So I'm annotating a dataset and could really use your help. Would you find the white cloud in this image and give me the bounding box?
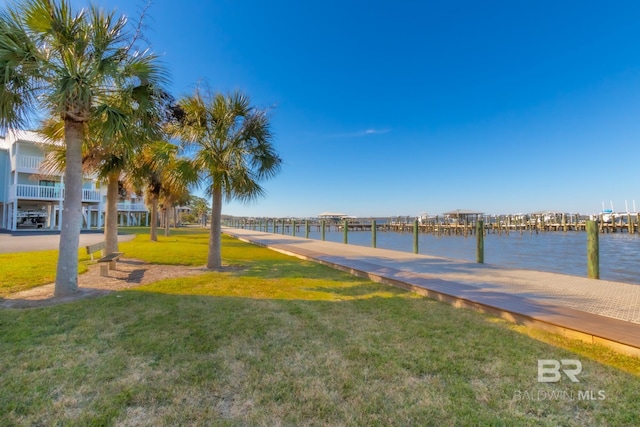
[325,128,391,138]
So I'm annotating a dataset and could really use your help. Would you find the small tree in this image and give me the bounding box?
[188,195,210,227]
[131,140,196,241]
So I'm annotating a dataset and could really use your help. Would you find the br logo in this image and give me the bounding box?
[537,359,582,383]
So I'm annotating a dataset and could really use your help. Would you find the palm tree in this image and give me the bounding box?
[162,184,191,231]
[130,140,196,241]
[171,89,282,269]
[0,0,166,296]
[188,195,210,227]
[39,122,129,256]
[39,91,164,255]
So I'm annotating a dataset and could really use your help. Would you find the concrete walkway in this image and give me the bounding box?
[224,227,640,356]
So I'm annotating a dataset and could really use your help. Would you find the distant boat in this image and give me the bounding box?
[601,209,615,223]
[599,200,638,223]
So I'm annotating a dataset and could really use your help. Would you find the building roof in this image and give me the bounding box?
[317,212,349,218]
[442,209,484,217]
[0,129,61,149]
[8,129,53,145]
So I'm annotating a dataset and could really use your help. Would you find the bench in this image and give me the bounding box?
[86,241,124,277]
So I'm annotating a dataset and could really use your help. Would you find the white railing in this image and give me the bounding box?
[117,203,148,211]
[12,185,101,202]
[82,189,101,202]
[14,184,62,200]
[16,155,45,172]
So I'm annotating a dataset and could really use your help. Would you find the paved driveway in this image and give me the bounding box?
[0,232,136,254]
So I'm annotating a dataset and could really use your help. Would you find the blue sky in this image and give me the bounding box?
[76,1,640,217]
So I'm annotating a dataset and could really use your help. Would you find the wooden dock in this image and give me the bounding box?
[225,214,640,236]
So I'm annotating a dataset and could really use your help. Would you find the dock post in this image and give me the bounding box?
[281,219,285,235]
[587,220,599,279]
[343,219,348,244]
[321,221,326,241]
[413,219,419,253]
[372,219,377,248]
[292,219,296,236]
[476,220,484,263]
[305,220,309,238]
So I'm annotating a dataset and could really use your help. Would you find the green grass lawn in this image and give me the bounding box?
[1,229,639,425]
[0,250,90,297]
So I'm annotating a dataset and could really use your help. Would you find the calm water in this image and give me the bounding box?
[285,228,640,285]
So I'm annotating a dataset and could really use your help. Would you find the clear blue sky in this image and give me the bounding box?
[79,1,640,217]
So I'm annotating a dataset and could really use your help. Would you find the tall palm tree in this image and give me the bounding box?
[171,89,282,269]
[0,0,166,296]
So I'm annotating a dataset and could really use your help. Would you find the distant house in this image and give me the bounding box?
[442,209,484,223]
[317,212,349,222]
[0,129,149,231]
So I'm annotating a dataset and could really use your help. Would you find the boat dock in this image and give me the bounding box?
[224,227,640,357]
[226,214,640,236]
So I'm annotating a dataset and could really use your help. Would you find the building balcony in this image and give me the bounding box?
[14,184,62,200]
[11,185,101,202]
[117,202,148,212]
[82,189,101,202]
[15,155,45,173]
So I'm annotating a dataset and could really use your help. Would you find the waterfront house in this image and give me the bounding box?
[0,129,149,231]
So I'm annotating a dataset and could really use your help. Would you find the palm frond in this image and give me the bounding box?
[172,89,281,206]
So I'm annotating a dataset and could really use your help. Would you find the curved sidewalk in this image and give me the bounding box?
[224,227,640,357]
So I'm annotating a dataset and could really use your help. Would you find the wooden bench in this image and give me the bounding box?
[86,241,124,277]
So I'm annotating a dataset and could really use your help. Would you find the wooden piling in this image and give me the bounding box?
[413,219,419,254]
[476,220,484,263]
[372,219,377,248]
[343,219,348,244]
[587,220,599,279]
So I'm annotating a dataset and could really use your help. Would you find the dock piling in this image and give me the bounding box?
[476,220,484,263]
[587,220,599,279]
[372,219,377,248]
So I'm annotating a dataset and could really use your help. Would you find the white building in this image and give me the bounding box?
[0,129,149,231]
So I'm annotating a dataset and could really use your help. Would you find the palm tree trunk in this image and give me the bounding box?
[55,120,84,296]
[207,187,223,269]
[104,172,119,253]
[150,194,158,241]
[174,207,178,228]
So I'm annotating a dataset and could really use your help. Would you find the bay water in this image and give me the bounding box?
[295,228,640,285]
